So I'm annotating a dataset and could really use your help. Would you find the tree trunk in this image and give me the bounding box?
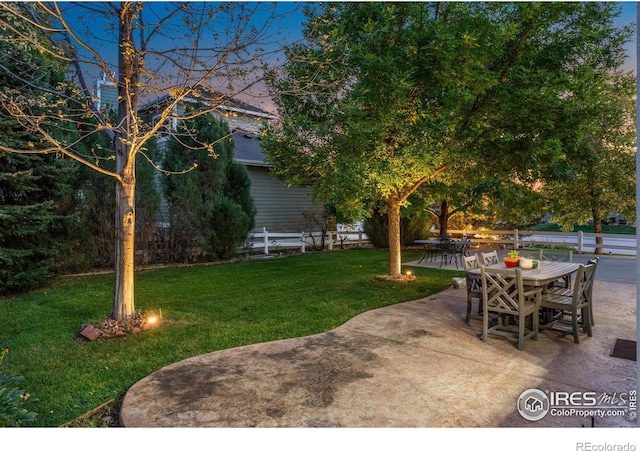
[439,200,448,235]
[592,208,603,255]
[111,3,139,320]
[387,199,402,278]
[112,176,136,319]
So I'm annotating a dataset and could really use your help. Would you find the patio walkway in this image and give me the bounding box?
[120,273,636,427]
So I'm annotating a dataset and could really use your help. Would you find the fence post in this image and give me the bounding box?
[358,230,362,247]
[328,231,333,251]
[301,232,306,253]
[577,231,583,254]
[514,229,519,250]
[263,227,269,255]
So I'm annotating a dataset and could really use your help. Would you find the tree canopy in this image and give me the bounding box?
[0,5,83,293]
[262,2,633,277]
[541,69,636,244]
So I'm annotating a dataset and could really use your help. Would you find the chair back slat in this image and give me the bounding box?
[481,267,524,312]
[462,254,480,272]
[539,260,597,343]
[538,249,573,262]
[585,257,599,326]
[573,262,596,306]
[481,250,499,266]
[462,254,481,293]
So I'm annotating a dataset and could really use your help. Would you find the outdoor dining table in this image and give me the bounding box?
[468,261,581,289]
[414,239,477,263]
[469,260,583,327]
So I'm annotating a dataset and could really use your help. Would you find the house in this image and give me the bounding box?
[92,73,118,112]
[232,129,320,232]
[135,89,321,233]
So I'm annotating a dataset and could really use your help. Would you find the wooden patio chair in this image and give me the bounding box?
[462,254,482,323]
[538,249,573,288]
[539,262,596,344]
[480,267,542,351]
[586,257,599,325]
[481,250,499,266]
[546,257,599,327]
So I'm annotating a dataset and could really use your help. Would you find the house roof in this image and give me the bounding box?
[139,88,278,120]
[232,129,269,167]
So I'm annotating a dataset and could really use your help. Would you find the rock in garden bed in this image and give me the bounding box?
[77,313,160,342]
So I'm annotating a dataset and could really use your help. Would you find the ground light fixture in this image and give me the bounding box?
[144,309,163,329]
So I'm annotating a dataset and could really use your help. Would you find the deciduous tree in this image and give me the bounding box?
[541,70,636,253]
[0,2,288,319]
[262,2,632,278]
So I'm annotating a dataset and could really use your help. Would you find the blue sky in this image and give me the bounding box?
[613,1,636,71]
[64,0,637,113]
[65,2,637,76]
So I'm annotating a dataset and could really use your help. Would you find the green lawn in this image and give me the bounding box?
[0,248,454,427]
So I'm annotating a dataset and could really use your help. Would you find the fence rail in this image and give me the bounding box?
[245,227,368,255]
[244,227,636,256]
[440,229,637,256]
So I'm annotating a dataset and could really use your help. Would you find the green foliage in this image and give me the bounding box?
[0,19,87,291]
[363,207,432,248]
[265,2,631,216]
[200,195,252,259]
[162,113,255,262]
[0,348,38,427]
[71,120,162,268]
[134,139,163,262]
[262,2,632,271]
[541,70,636,231]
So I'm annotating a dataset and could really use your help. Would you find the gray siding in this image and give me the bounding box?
[248,166,319,232]
[137,92,319,233]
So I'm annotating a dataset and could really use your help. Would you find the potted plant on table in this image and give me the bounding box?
[503,250,520,268]
[519,254,534,269]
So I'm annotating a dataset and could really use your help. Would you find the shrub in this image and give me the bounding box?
[200,195,252,260]
[0,348,38,427]
[363,209,432,248]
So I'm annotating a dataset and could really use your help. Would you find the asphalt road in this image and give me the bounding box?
[570,254,637,285]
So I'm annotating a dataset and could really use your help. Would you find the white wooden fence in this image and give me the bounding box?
[243,227,636,256]
[245,227,368,255]
[440,229,637,256]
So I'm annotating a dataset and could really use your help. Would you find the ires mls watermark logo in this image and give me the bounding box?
[517,388,637,422]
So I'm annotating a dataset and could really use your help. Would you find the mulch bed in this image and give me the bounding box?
[76,313,161,342]
[375,274,417,283]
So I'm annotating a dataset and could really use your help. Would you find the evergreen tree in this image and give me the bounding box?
[162,113,255,261]
[0,11,83,292]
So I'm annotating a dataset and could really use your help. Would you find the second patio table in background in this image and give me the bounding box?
[414,239,476,264]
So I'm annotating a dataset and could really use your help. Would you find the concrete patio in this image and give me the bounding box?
[120,254,636,428]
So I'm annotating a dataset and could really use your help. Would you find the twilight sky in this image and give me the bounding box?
[65,1,636,113]
[614,1,636,71]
